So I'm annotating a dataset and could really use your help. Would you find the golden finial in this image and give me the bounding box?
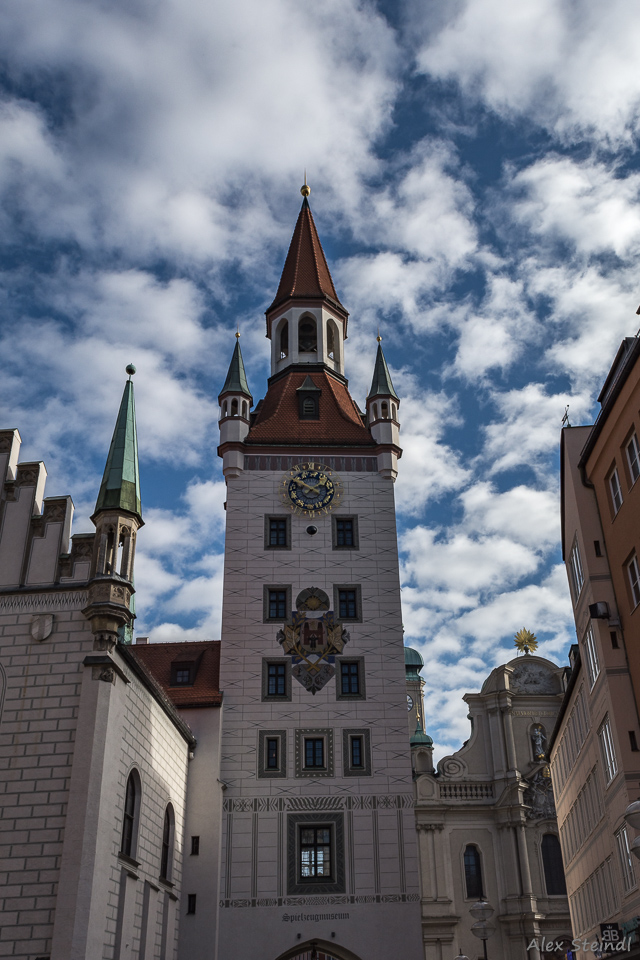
[376,327,382,343]
[301,170,310,198]
[514,628,538,654]
[235,324,240,339]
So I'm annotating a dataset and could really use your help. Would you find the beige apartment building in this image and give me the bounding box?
[551,335,640,955]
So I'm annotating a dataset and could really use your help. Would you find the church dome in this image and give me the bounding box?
[404,646,424,677]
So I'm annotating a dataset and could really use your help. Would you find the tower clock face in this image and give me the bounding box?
[407,695,414,711]
[281,462,341,517]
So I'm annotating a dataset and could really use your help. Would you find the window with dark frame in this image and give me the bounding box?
[268,663,286,696]
[266,737,279,769]
[350,736,363,768]
[121,772,137,858]
[341,661,360,695]
[160,805,174,881]
[304,738,325,768]
[336,518,354,547]
[299,825,332,881]
[187,894,197,915]
[338,588,357,620]
[268,589,287,620]
[171,662,195,686]
[268,517,288,547]
[463,845,483,899]
[191,836,200,856]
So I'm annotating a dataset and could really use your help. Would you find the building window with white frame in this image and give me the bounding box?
[569,540,584,601]
[598,715,618,785]
[627,433,640,485]
[628,555,640,608]
[583,626,600,690]
[615,824,637,893]
[610,467,623,515]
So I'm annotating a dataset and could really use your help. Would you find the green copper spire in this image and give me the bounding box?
[219,335,253,402]
[368,341,399,401]
[94,366,142,521]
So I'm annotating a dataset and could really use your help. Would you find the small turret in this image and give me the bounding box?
[218,334,253,479]
[83,365,143,650]
[366,339,401,479]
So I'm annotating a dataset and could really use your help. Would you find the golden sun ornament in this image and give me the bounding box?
[514,628,538,653]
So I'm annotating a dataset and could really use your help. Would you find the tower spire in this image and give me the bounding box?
[94,364,142,522]
[266,192,347,323]
[368,341,399,401]
[219,337,253,403]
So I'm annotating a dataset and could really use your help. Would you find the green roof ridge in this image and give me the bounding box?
[94,378,142,520]
[368,343,399,401]
[220,339,252,401]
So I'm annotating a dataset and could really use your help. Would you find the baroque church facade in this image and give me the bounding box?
[0,188,572,960]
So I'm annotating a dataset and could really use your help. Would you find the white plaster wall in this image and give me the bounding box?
[217,469,422,960]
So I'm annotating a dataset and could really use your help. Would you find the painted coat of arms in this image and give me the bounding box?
[276,608,350,694]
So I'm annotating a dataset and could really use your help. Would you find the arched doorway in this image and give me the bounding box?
[274,939,363,960]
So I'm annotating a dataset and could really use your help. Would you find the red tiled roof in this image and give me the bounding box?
[245,368,375,447]
[130,641,222,708]
[266,198,347,319]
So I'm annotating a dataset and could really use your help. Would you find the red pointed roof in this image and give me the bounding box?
[245,368,374,447]
[266,198,347,322]
[131,641,222,708]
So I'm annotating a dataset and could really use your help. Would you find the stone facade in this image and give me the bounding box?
[414,655,572,960]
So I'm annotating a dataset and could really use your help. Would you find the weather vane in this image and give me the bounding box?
[514,628,538,654]
[562,405,571,428]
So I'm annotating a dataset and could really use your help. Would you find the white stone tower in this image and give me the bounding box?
[216,187,422,960]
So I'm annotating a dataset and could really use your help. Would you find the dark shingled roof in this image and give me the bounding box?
[245,368,375,447]
[266,198,347,320]
[131,640,222,708]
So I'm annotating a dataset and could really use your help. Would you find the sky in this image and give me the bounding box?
[2,0,640,760]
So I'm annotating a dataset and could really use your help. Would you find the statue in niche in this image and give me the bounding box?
[532,724,547,760]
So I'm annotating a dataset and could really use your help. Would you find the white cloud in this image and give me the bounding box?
[418,0,640,143]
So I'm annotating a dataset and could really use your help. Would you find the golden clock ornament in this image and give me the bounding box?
[281,461,342,517]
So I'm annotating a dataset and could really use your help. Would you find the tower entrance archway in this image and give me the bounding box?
[274,939,364,960]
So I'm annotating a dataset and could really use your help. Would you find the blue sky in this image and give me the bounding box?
[2,0,640,758]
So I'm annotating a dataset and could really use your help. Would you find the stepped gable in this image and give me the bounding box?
[131,640,222,708]
[266,197,347,324]
[245,368,375,447]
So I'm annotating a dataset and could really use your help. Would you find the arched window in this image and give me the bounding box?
[280,320,289,359]
[242,400,248,418]
[541,834,567,895]
[373,403,378,421]
[327,322,335,359]
[298,317,317,353]
[231,398,238,416]
[464,845,483,899]
[160,804,175,881]
[302,397,317,417]
[121,771,140,859]
[391,403,397,420]
[222,401,228,417]
[381,401,389,418]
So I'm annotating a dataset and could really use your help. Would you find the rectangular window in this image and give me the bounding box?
[257,730,287,778]
[268,663,286,696]
[304,738,325,768]
[598,716,618,785]
[628,556,640,608]
[350,736,363,768]
[627,433,640,485]
[610,467,623,514]
[630,731,639,751]
[171,661,195,686]
[299,825,332,881]
[191,836,200,856]
[594,540,602,557]
[341,661,360,695]
[264,585,291,622]
[615,825,636,893]
[610,630,619,649]
[334,585,362,621]
[266,737,279,769]
[265,515,290,549]
[187,894,196,915]
[583,626,600,690]
[569,541,584,601]
[332,516,358,549]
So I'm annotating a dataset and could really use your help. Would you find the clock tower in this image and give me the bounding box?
[216,187,422,960]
